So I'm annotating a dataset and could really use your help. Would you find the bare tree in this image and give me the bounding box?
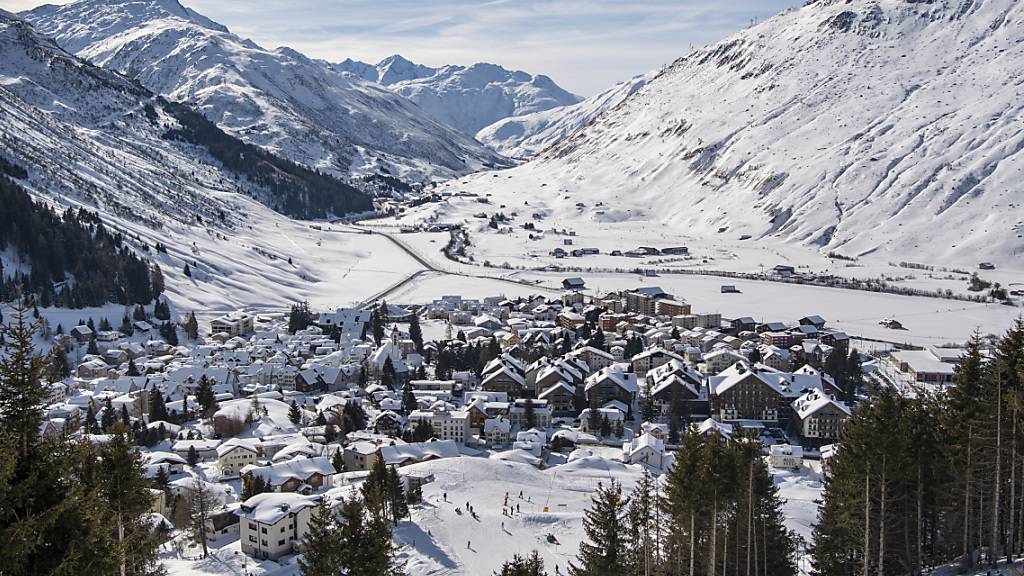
[188,478,215,558]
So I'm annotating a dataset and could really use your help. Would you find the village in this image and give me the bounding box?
[30,278,971,574]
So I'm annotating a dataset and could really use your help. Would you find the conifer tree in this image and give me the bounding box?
[300,501,345,576]
[386,465,408,525]
[570,480,628,576]
[402,381,417,414]
[99,424,163,576]
[496,551,548,576]
[289,401,302,426]
[409,311,424,354]
[0,306,47,458]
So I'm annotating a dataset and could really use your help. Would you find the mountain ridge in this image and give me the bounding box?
[429,0,1024,264]
[23,0,508,181]
[335,54,582,136]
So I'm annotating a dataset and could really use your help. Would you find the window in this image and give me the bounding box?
[261,527,267,534]
[249,522,256,530]
[261,540,267,546]
[249,535,256,543]
[278,539,286,546]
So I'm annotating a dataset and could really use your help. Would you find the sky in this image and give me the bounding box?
[2,0,800,95]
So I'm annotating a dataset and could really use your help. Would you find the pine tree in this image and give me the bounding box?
[300,501,345,576]
[386,465,408,525]
[402,381,417,414]
[102,397,116,431]
[289,401,302,426]
[409,311,424,354]
[332,450,345,473]
[127,357,141,376]
[0,307,48,458]
[99,424,163,576]
[524,398,537,429]
[183,263,192,277]
[149,392,168,423]
[87,335,100,355]
[184,312,199,340]
[187,445,199,467]
[571,480,628,576]
[496,551,548,576]
[196,375,217,417]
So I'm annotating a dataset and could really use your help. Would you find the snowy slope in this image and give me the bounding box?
[336,55,582,136]
[424,0,1024,265]
[0,10,424,313]
[476,73,651,159]
[23,0,508,181]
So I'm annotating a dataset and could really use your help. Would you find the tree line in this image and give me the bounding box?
[0,175,162,308]
[813,321,1024,574]
[563,428,797,576]
[0,306,162,575]
[160,100,373,220]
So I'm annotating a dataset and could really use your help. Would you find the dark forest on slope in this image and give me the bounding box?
[0,172,160,308]
[160,100,373,220]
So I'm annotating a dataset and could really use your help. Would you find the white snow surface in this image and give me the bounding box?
[477,73,651,159]
[422,0,1024,263]
[22,0,508,181]
[336,54,582,137]
[0,11,426,313]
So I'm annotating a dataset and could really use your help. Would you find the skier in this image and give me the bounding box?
[467,540,471,550]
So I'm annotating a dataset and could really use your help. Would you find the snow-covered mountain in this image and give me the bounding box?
[476,73,651,159]
[336,55,582,136]
[432,0,1024,264]
[23,0,508,181]
[0,9,417,312]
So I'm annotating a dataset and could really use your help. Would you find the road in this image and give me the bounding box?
[348,225,559,308]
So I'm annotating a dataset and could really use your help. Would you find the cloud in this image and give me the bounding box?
[4,0,800,95]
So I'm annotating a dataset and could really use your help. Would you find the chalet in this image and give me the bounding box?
[238,492,318,560]
[538,382,577,416]
[217,438,261,476]
[484,417,512,447]
[622,431,667,469]
[579,407,625,436]
[241,456,334,494]
[585,364,639,407]
[379,441,460,467]
[562,277,586,290]
[631,347,685,376]
[709,366,787,423]
[371,411,404,437]
[799,315,827,329]
[567,346,614,372]
[210,311,254,337]
[790,389,851,447]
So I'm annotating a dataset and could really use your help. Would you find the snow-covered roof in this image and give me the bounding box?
[242,456,334,487]
[792,388,851,420]
[238,492,319,525]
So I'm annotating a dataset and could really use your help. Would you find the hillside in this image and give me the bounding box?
[336,54,582,136]
[476,73,651,159]
[0,10,420,312]
[23,0,508,181]
[424,0,1024,266]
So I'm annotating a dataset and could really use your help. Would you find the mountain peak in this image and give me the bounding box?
[375,54,435,85]
[23,0,229,54]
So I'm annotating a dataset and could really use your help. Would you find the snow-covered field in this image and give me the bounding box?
[156,453,824,576]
